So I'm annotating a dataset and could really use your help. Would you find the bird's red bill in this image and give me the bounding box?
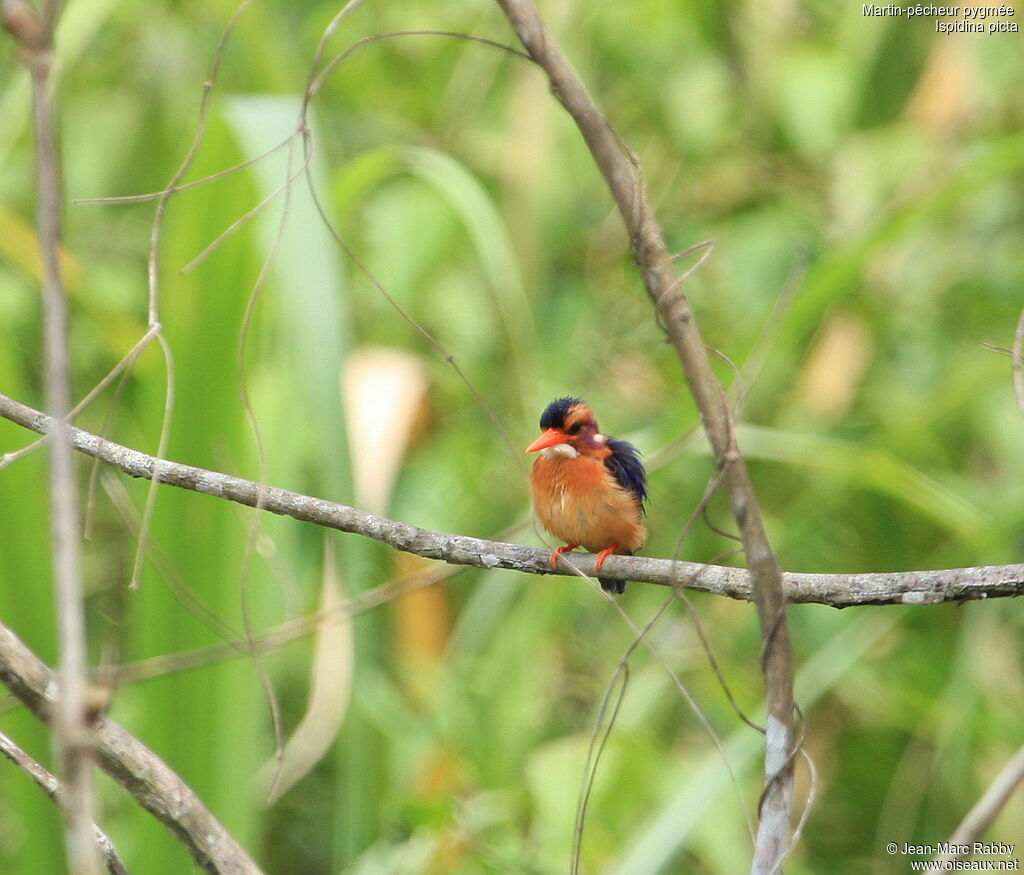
[525,428,569,453]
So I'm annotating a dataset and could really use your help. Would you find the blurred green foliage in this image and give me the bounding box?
[1,1,1023,872]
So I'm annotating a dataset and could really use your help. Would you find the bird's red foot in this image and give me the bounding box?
[594,545,620,573]
[549,544,579,569]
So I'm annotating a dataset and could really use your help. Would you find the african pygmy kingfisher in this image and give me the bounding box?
[526,397,647,593]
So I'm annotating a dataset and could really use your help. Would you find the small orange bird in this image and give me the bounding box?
[526,397,647,593]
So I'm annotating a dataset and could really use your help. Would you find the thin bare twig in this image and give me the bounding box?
[0,730,128,875]
[128,1,257,593]
[1012,305,1024,416]
[298,35,535,479]
[0,324,163,473]
[490,2,796,868]
[230,102,308,805]
[74,136,293,205]
[92,562,461,688]
[3,391,1023,607]
[0,623,261,874]
[931,742,1024,869]
[2,1,96,870]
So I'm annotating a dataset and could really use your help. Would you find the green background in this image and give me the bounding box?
[1,1,1022,872]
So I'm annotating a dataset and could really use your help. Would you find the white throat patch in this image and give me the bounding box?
[541,443,579,459]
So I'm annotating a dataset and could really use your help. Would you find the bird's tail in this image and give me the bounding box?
[598,550,632,594]
[598,576,627,594]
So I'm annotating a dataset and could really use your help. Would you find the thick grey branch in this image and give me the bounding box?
[0,622,261,875]
[2,392,1022,608]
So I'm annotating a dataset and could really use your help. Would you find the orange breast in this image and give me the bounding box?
[530,454,646,553]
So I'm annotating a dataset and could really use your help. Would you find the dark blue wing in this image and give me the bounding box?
[604,438,647,510]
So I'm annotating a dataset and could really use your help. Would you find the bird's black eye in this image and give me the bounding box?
[567,422,583,435]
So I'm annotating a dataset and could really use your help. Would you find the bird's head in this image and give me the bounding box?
[525,397,607,458]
